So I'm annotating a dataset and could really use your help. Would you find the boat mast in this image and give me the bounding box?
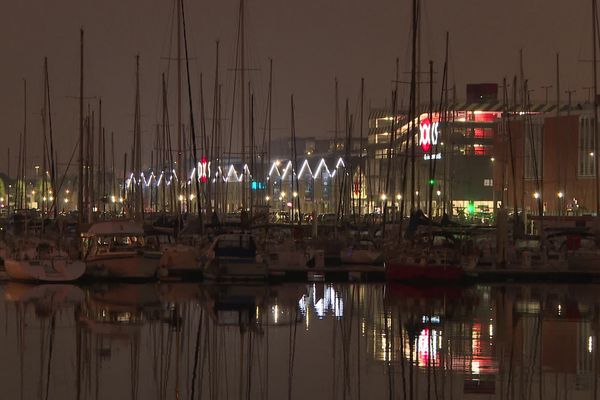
[240,0,247,211]
[22,79,27,211]
[267,59,273,202]
[44,58,58,218]
[210,41,220,215]
[42,62,48,218]
[358,77,364,220]
[180,0,203,224]
[409,0,419,212]
[111,131,116,214]
[290,95,300,225]
[78,29,85,224]
[176,0,183,217]
[133,55,143,222]
[429,32,449,218]
[593,0,600,215]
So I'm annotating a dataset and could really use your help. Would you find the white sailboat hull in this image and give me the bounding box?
[4,257,86,282]
[340,249,383,265]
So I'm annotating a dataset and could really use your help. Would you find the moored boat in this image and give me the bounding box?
[340,240,383,265]
[81,220,162,280]
[3,239,85,282]
[202,232,267,281]
[385,229,476,281]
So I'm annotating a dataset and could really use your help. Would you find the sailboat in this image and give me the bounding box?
[4,237,85,282]
[3,60,85,283]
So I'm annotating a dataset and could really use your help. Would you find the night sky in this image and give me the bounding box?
[0,0,593,172]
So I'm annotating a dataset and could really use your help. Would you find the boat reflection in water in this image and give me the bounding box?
[1,281,600,399]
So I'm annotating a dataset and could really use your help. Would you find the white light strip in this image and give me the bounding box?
[121,157,346,188]
[281,161,293,180]
[298,159,313,179]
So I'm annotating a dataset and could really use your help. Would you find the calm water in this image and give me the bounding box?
[1,281,599,399]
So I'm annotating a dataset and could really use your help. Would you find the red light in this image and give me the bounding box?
[420,118,432,153]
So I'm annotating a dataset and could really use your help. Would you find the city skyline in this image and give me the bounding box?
[0,0,594,171]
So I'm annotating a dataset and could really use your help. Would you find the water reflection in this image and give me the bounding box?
[1,281,600,399]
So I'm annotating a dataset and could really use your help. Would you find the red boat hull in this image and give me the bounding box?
[385,262,463,281]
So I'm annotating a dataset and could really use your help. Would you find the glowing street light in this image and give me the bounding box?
[533,192,540,199]
[557,191,564,199]
[380,193,387,201]
[292,191,298,198]
[396,194,402,200]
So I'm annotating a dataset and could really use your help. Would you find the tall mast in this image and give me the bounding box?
[593,0,599,215]
[180,0,202,223]
[239,0,247,211]
[78,29,85,224]
[358,77,364,219]
[290,95,300,225]
[42,61,48,217]
[22,79,27,210]
[263,58,273,202]
[431,32,449,218]
[210,41,220,214]
[427,60,433,216]
[98,98,103,214]
[111,132,116,213]
[45,58,58,218]
[409,0,419,212]
[176,0,183,211]
[556,53,560,116]
[133,55,143,221]
[7,147,10,210]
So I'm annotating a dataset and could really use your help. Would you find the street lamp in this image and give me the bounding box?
[557,191,564,216]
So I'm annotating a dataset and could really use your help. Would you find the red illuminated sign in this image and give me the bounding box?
[419,118,439,153]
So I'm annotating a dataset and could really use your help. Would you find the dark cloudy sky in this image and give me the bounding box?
[0,0,593,173]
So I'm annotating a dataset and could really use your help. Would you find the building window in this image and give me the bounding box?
[375,148,394,159]
[579,117,596,177]
[457,144,490,156]
[483,179,493,187]
[524,122,543,180]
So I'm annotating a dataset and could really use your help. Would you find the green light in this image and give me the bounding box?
[428,179,435,186]
[466,201,475,214]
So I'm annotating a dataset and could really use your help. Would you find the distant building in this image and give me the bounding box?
[492,103,598,217]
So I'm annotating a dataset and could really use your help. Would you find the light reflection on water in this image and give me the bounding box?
[1,281,599,399]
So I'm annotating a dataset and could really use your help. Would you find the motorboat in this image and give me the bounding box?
[81,220,162,279]
[385,230,477,281]
[202,232,267,281]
